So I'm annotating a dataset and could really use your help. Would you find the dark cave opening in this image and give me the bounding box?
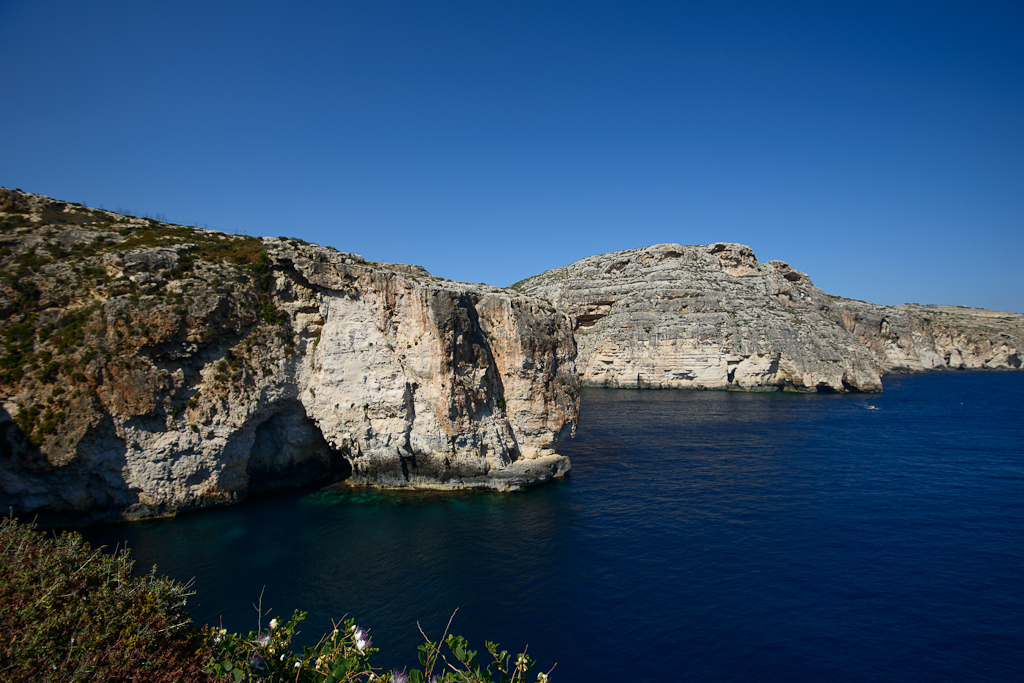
[247,403,351,492]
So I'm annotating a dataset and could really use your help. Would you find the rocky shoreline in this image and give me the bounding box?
[2,189,1021,523]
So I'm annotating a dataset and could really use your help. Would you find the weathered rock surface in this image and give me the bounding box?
[827,300,1024,373]
[516,242,1022,392]
[0,189,577,524]
[516,243,884,392]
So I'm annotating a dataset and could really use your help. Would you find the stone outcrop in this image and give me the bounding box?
[516,242,1022,392]
[827,300,1023,373]
[516,243,884,392]
[0,189,577,524]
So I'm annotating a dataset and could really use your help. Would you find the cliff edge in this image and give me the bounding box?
[0,189,578,523]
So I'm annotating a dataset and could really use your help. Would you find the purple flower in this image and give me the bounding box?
[391,670,410,683]
[257,633,271,647]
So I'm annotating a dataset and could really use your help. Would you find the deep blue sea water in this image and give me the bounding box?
[83,372,1024,682]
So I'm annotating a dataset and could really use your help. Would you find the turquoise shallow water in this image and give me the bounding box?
[84,372,1024,681]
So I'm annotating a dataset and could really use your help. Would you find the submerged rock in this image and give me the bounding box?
[0,189,578,523]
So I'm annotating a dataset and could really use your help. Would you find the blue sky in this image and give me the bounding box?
[2,1,1022,311]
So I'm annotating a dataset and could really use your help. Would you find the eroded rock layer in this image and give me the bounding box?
[0,190,577,523]
[828,301,1024,373]
[516,242,1022,392]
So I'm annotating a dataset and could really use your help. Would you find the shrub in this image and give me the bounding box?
[0,516,209,682]
[251,251,272,292]
[204,609,551,683]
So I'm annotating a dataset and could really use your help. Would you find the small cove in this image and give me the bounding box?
[83,372,1024,681]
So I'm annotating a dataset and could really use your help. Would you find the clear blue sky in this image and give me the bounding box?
[2,1,1022,311]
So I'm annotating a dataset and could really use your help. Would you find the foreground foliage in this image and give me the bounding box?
[0,516,209,682]
[206,609,551,683]
[1,517,553,682]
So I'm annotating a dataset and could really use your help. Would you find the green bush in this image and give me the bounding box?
[251,250,272,292]
[204,610,551,683]
[0,516,209,682]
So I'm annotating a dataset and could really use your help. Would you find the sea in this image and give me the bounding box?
[82,372,1024,682]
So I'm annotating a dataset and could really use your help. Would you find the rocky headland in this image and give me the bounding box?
[4,188,1020,524]
[515,243,1022,392]
[0,189,578,523]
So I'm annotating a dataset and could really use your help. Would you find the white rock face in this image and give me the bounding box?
[293,255,577,490]
[517,243,887,392]
[826,301,1024,373]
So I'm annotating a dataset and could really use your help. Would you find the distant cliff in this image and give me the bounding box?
[0,189,577,523]
[515,243,1022,392]
[826,300,1023,374]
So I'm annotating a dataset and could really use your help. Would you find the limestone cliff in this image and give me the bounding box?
[826,300,1023,373]
[516,242,1022,392]
[0,189,577,524]
[516,243,884,392]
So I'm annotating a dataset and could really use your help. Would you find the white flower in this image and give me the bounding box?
[294,662,301,669]
[280,654,286,661]
[269,618,279,630]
